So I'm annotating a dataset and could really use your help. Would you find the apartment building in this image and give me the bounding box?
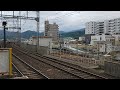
[85,17,120,35]
[44,20,59,42]
[85,21,96,34]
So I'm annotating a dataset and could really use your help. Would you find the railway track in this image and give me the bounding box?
[12,54,49,79]
[12,63,24,77]
[12,49,81,79]
[35,53,108,79]
[10,43,107,79]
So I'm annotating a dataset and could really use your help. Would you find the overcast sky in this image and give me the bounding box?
[1,11,120,32]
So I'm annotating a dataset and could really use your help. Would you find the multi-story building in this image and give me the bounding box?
[44,20,59,42]
[85,17,120,35]
[91,34,115,45]
[95,22,105,35]
[91,34,116,53]
[85,21,96,34]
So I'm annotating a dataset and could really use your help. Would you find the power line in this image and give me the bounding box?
[0,11,38,44]
[39,11,78,25]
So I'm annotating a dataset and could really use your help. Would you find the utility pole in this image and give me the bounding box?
[49,41,50,55]
[17,16,19,43]
[76,40,78,55]
[59,34,61,58]
[13,11,15,42]
[36,11,40,52]
[97,41,100,60]
[19,11,21,45]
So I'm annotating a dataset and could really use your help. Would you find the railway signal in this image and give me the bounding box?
[2,21,7,48]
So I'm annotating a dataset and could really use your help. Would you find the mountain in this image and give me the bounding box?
[0,30,44,39]
[21,30,44,39]
[59,31,66,34]
[0,30,18,39]
[61,28,85,39]
[0,28,85,39]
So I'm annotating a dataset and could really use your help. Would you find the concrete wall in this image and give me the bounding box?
[28,37,52,48]
[77,58,104,67]
[104,61,120,78]
[20,43,48,55]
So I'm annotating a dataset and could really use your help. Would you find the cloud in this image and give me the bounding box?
[1,11,120,32]
[40,11,120,32]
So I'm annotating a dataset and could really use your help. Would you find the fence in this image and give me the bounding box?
[48,48,105,68]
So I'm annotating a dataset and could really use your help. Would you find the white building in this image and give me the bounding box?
[28,36,53,48]
[90,34,115,45]
[95,22,105,35]
[85,21,96,34]
[91,34,116,53]
[79,36,85,41]
[85,17,120,35]
[112,34,120,45]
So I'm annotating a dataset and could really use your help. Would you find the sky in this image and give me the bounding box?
[1,11,120,32]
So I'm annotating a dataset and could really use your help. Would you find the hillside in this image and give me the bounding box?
[0,30,18,39]
[61,28,85,39]
[0,30,44,39]
[0,28,85,39]
[21,30,44,39]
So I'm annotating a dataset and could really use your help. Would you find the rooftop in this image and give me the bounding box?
[32,36,52,39]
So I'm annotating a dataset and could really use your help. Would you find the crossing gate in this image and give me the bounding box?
[0,48,12,76]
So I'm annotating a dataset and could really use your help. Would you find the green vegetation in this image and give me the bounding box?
[61,28,85,39]
[0,28,85,39]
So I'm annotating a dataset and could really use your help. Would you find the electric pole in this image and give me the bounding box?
[36,11,40,52]
[19,11,21,45]
[59,34,62,58]
[97,41,100,60]
[13,11,15,42]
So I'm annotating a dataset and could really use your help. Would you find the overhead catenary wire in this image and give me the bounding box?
[40,11,77,24]
[0,11,80,36]
[0,11,38,43]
